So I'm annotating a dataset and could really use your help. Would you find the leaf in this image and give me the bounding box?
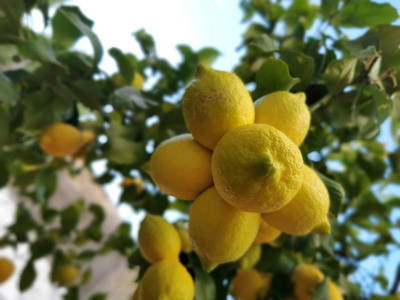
[250,34,278,52]
[87,293,107,300]
[0,159,9,188]
[134,29,155,56]
[312,279,330,300]
[60,200,85,235]
[253,57,300,99]
[0,72,19,103]
[109,47,136,84]
[315,171,344,218]
[70,80,101,110]
[18,39,61,66]
[19,260,36,292]
[332,1,399,28]
[0,106,9,146]
[111,87,156,111]
[194,266,216,300]
[371,25,400,57]
[197,48,220,66]
[279,50,315,91]
[31,237,55,259]
[81,268,92,285]
[323,56,357,95]
[321,0,339,20]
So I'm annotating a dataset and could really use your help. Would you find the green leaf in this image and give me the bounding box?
[134,29,155,56]
[0,159,9,188]
[87,293,107,300]
[18,39,62,66]
[371,25,400,57]
[109,47,136,84]
[0,72,19,103]
[111,87,156,111]
[321,0,339,20]
[315,171,344,218]
[312,279,330,300]
[323,56,357,95]
[197,48,220,66]
[332,1,399,28]
[70,80,101,110]
[60,200,85,235]
[31,237,55,259]
[250,34,278,52]
[19,260,36,292]
[279,50,315,91]
[81,268,92,285]
[0,105,9,146]
[253,57,300,99]
[194,266,216,300]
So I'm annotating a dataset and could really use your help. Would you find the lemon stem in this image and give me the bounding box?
[256,154,277,177]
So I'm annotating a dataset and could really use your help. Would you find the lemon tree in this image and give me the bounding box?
[0,1,400,300]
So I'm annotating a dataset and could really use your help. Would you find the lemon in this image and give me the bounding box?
[132,284,140,300]
[230,269,272,300]
[121,178,145,196]
[183,64,255,150]
[254,91,311,146]
[212,124,303,213]
[290,264,324,300]
[0,257,14,284]
[254,219,281,244]
[177,227,192,254]
[237,243,261,270]
[139,259,195,300]
[262,165,330,236]
[149,134,213,200]
[54,264,79,286]
[189,187,260,272]
[72,130,96,158]
[39,122,82,157]
[138,214,181,263]
[132,72,144,90]
[328,278,344,300]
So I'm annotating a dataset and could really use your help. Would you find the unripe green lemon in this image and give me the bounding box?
[0,257,14,284]
[138,214,181,263]
[39,123,82,157]
[254,91,311,146]
[183,64,255,150]
[262,165,330,236]
[139,259,194,300]
[149,134,213,200]
[54,264,79,286]
[189,187,260,272]
[230,269,272,300]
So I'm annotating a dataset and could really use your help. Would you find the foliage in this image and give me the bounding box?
[0,0,399,299]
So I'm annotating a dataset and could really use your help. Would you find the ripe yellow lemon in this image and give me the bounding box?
[54,264,79,286]
[254,91,311,146]
[0,257,14,284]
[237,243,262,270]
[189,187,260,272]
[183,64,255,150]
[132,72,144,90]
[212,124,303,213]
[177,227,192,254]
[254,219,281,244]
[138,214,181,263]
[290,264,324,300]
[328,278,344,300]
[262,165,330,236]
[149,134,213,200]
[139,259,194,300]
[39,123,82,157]
[132,284,140,300]
[72,130,96,158]
[230,269,272,300]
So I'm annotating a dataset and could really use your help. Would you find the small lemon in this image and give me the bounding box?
[254,91,311,146]
[54,264,79,286]
[177,227,192,253]
[121,178,145,196]
[132,72,144,90]
[254,219,281,244]
[183,64,255,150]
[237,243,262,270]
[139,259,194,300]
[290,264,324,300]
[0,257,14,284]
[328,278,344,300]
[189,187,260,272]
[138,214,181,263]
[149,134,213,200]
[230,269,272,300]
[72,130,96,158]
[212,124,303,213]
[39,123,82,157]
[262,165,330,236]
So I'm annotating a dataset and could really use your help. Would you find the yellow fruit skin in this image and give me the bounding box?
[262,165,330,236]
[0,257,14,284]
[132,72,144,90]
[238,243,262,270]
[138,214,181,263]
[328,278,344,300]
[230,269,272,300]
[149,134,213,200]
[254,91,311,146]
[139,259,194,300]
[132,284,140,300]
[189,187,260,272]
[177,228,193,253]
[54,264,79,286]
[39,123,82,157]
[72,130,95,158]
[121,178,145,195]
[290,264,324,300]
[254,219,281,244]
[212,124,304,213]
[183,64,255,150]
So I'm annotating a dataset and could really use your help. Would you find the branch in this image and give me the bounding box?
[390,264,400,295]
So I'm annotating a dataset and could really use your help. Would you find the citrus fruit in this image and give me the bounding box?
[39,122,82,157]
[72,129,96,158]
[237,243,262,270]
[177,227,192,254]
[254,91,311,146]
[254,219,281,244]
[139,259,194,300]
[328,278,344,300]
[212,124,304,213]
[290,264,324,300]
[132,284,140,300]
[182,64,255,150]
[54,264,79,286]
[262,165,330,236]
[230,269,272,300]
[138,214,181,263]
[189,186,260,272]
[132,72,144,90]
[121,178,145,196]
[148,134,213,200]
[0,257,14,284]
